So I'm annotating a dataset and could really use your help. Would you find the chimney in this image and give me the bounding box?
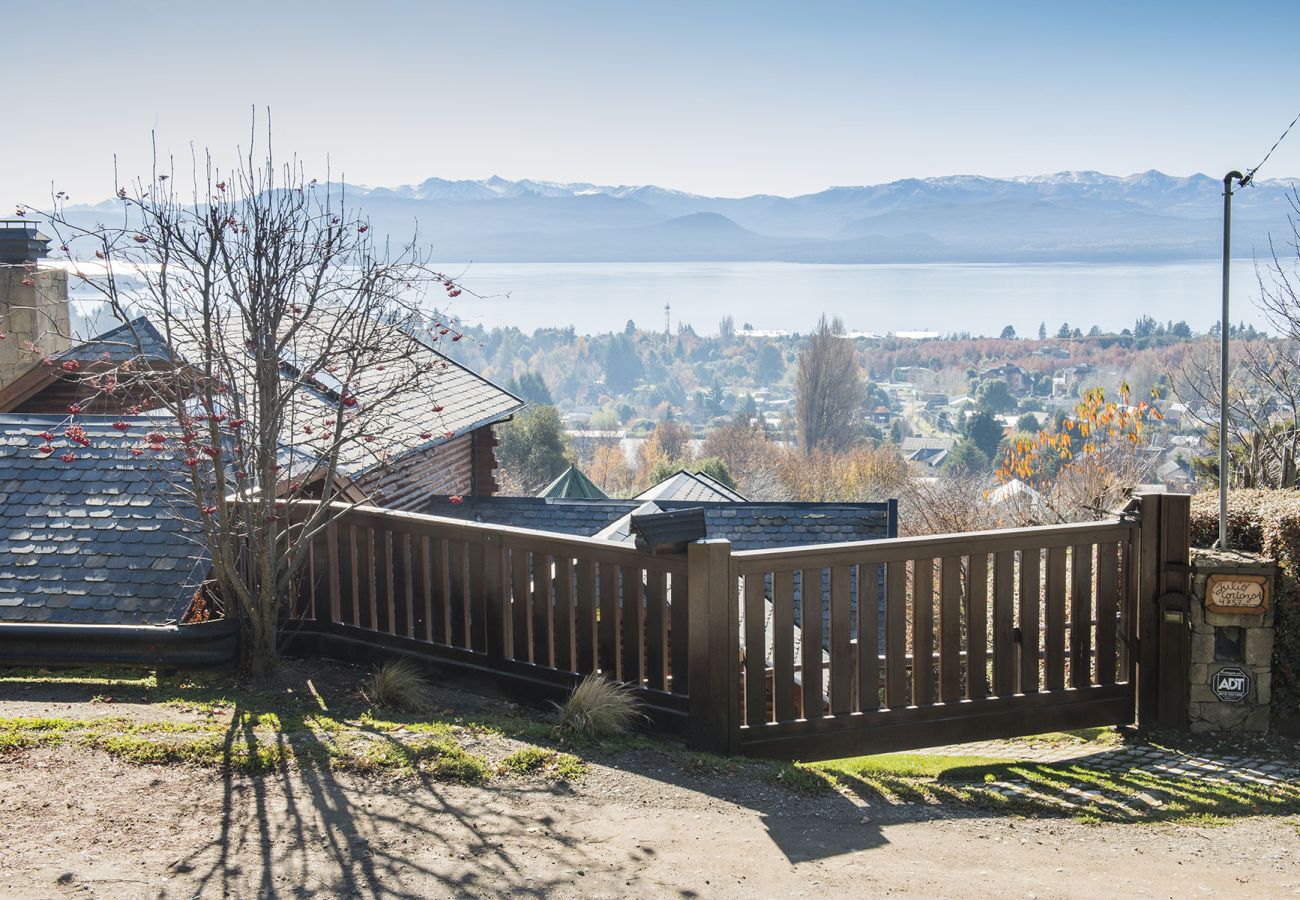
[0,220,70,391]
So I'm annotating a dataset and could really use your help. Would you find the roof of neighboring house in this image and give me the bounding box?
[634,470,747,503]
[899,436,957,454]
[17,313,526,481]
[57,317,176,365]
[423,496,639,536]
[594,499,895,550]
[168,310,524,479]
[0,415,207,625]
[426,470,895,553]
[539,465,610,500]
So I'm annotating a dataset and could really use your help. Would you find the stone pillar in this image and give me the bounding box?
[0,266,70,391]
[1187,549,1275,734]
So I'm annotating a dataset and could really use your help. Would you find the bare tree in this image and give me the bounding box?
[795,314,863,454]
[27,126,468,675]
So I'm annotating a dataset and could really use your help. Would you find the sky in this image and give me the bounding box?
[5,0,1300,204]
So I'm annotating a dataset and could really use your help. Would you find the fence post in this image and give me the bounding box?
[482,533,507,663]
[1135,492,1192,727]
[687,539,737,754]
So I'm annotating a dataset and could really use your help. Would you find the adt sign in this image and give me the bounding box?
[1211,666,1252,703]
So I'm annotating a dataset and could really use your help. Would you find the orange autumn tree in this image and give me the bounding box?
[995,383,1164,521]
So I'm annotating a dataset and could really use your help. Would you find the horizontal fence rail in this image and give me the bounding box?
[729,519,1140,760]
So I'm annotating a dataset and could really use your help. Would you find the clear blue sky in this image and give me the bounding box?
[5,0,1299,203]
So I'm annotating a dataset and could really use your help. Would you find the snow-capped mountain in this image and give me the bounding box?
[65,171,1299,263]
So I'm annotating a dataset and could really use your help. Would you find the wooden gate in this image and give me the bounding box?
[685,493,1190,761]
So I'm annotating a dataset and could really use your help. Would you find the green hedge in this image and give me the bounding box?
[1189,490,1300,721]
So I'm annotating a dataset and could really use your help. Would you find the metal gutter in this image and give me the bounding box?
[0,618,239,668]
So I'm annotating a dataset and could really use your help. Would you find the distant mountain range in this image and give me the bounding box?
[71,171,1300,264]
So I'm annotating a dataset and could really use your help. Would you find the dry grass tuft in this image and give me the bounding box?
[361,659,431,712]
[555,675,640,739]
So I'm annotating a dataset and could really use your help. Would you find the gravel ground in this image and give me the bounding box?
[2,664,1298,898]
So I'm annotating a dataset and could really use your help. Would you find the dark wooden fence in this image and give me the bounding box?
[284,493,1189,760]
[291,505,693,732]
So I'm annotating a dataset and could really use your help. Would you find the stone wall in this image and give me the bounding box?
[1188,549,1275,734]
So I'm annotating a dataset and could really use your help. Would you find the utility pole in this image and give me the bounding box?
[1219,170,1248,550]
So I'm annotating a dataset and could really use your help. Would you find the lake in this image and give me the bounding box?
[431,260,1272,336]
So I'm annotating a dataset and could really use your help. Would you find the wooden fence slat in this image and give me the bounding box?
[774,571,797,723]
[801,568,824,719]
[348,525,360,627]
[830,565,852,715]
[305,536,317,620]
[1096,542,1119,685]
[670,570,689,696]
[1019,548,1041,694]
[468,541,487,653]
[401,532,415,639]
[1070,544,1094,689]
[554,557,575,672]
[327,524,341,625]
[858,564,881,712]
[644,569,667,690]
[939,556,962,703]
[620,565,644,686]
[885,560,907,709]
[1121,535,1136,679]
[462,542,475,650]
[365,528,379,631]
[419,535,433,642]
[598,563,619,679]
[381,530,395,635]
[1045,546,1067,690]
[434,537,451,646]
[912,559,934,707]
[576,559,597,673]
[533,554,554,668]
[510,547,530,662]
[966,553,988,701]
[992,551,1016,696]
[744,573,767,726]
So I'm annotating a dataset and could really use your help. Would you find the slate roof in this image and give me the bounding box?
[423,496,639,536]
[539,465,610,500]
[73,312,524,480]
[56,317,175,365]
[0,415,207,624]
[595,500,894,550]
[635,470,747,503]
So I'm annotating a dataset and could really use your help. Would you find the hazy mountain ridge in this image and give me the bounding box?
[64,171,1299,263]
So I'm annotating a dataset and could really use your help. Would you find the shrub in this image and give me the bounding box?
[555,675,640,739]
[1189,490,1300,720]
[361,659,431,712]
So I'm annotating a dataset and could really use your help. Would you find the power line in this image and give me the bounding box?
[1243,108,1300,187]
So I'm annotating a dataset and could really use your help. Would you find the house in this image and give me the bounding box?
[0,314,525,511]
[899,436,957,468]
[979,363,1031,396]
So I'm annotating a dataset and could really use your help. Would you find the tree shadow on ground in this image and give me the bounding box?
[161,697,594,899]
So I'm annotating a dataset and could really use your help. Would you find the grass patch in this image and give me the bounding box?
[80,733,290,773]
[817,752,1013,781]
[1007,727,1123,748]
[499,747,588,780]
[765,761,837,794]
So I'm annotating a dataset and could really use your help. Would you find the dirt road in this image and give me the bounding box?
[2,743,1296,899]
